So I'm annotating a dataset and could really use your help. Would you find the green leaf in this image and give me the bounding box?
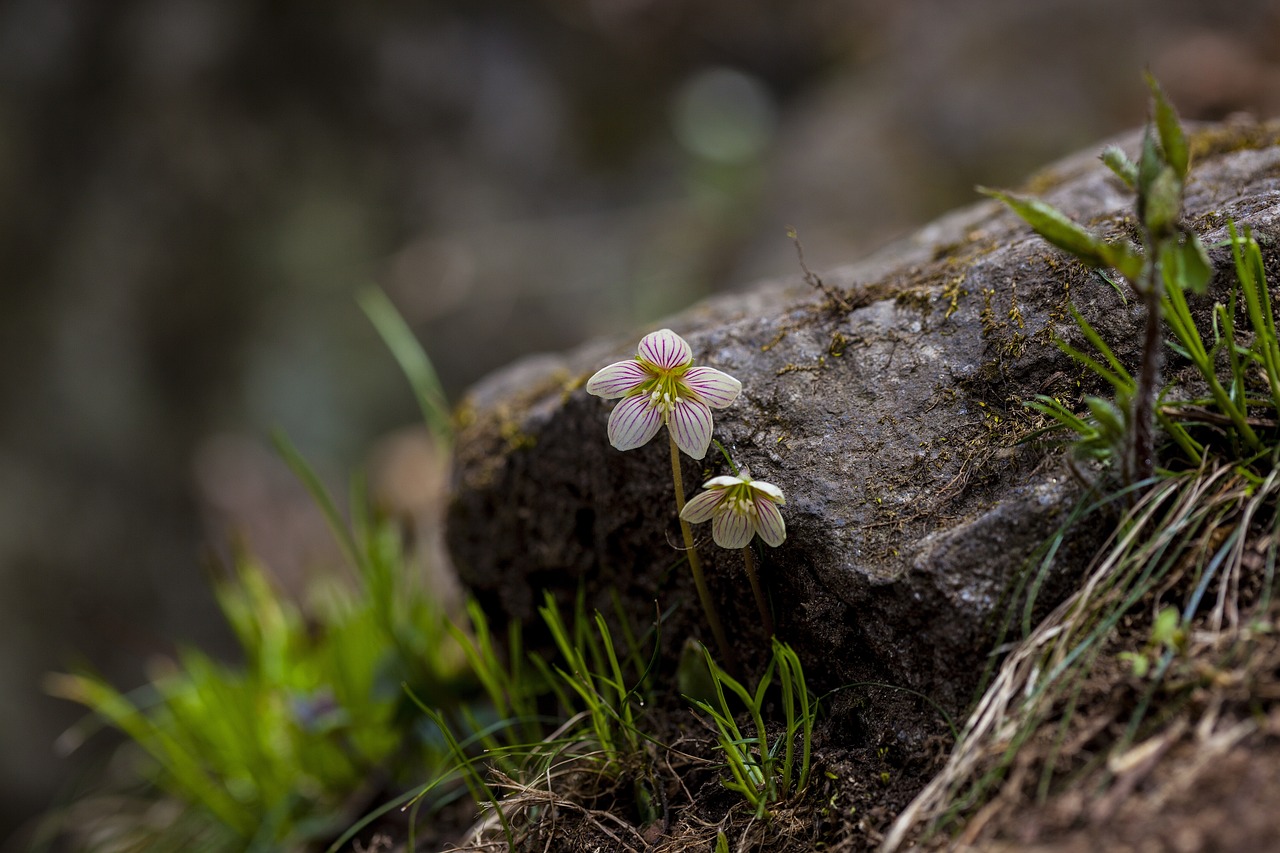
[1099,239,1144,282]
[1060,302,1135,389]
[1160,233,1213,295]
[272,430,362,574]
[1118,651,1150,678]
[1100,145,1138,188]
[1138,124,1162,200]
[980,187,1109,267]
[1146,72,1189,179]
[1026,395,1092,435]
[358,286,453,448]
[1055,339,1129,395]
[1151,606,1185,651]
[1085,396,1126,437]
[1144,166,1182,235]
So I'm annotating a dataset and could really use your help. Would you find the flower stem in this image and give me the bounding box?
[669,433,733,666]
[741,546,774,637]
[1130,250,1162,485]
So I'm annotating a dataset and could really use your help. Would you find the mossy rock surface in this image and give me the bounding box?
[446,119,1280,714]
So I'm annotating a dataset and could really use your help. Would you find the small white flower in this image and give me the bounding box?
[585,328,742,460]
[679,470,786,549]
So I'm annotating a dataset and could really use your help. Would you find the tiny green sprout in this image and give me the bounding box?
[1117,650,1151,678]
[986,74,1215,484]
[586,328,742,460]
[1150,605,1185,652]
[676,637,718,705]
[687,638,814,817]
[1101,144,1138,188]
[1119,606,1186,678]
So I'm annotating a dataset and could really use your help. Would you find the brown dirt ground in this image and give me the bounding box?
[936,590,1280,853]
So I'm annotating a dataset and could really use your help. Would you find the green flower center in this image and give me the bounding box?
[723,484,758,516]
[635,363,691,417]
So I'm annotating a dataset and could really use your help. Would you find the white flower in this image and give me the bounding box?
[679,470,786,549]
[585,328,742,460]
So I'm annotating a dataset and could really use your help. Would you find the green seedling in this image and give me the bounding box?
[1118,605,1186,677]
[536,590,652,764]
[687,638,814,818]
[990,74,1213,484]
[412,591,663,849]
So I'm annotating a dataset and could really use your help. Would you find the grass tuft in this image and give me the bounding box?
[686,638,815,819]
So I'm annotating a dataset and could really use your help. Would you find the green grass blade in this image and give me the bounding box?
[1231,222,1280,412]
[1145,72,1189,178]
[358,286,453,447]
[1065,303,1134,386]
[48,673,253,837]
[271,430,362,572]
[411,693,513,845]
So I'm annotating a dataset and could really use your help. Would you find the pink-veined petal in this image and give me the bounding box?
[712,506,753,549]
[669,397,714,459]
[749,480,785,504]
[637,328,692,371]
[753,494,787,547]
[606,393,663,451]
[680,489,725,524]
[586,360,651,399]
[682,366,742,409]
[701,475,742,489]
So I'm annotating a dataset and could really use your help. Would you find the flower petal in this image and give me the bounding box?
[702,475,742,489]
[712,506,753,549]
[586,360,651,399]
[753,494,787,547]
[680,489,724,523]
[669,397,714,459]
[749,480,786,504]
[682,366,742,409]
[637,328,692,371]
[606,393,662,451]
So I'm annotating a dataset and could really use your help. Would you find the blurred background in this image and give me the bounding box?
[3,0,1280,842]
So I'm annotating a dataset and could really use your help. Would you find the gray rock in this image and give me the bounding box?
[446,119,1280,711]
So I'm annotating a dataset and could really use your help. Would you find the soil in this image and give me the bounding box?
[976,738,1280,853]
[959,601,1280,853]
